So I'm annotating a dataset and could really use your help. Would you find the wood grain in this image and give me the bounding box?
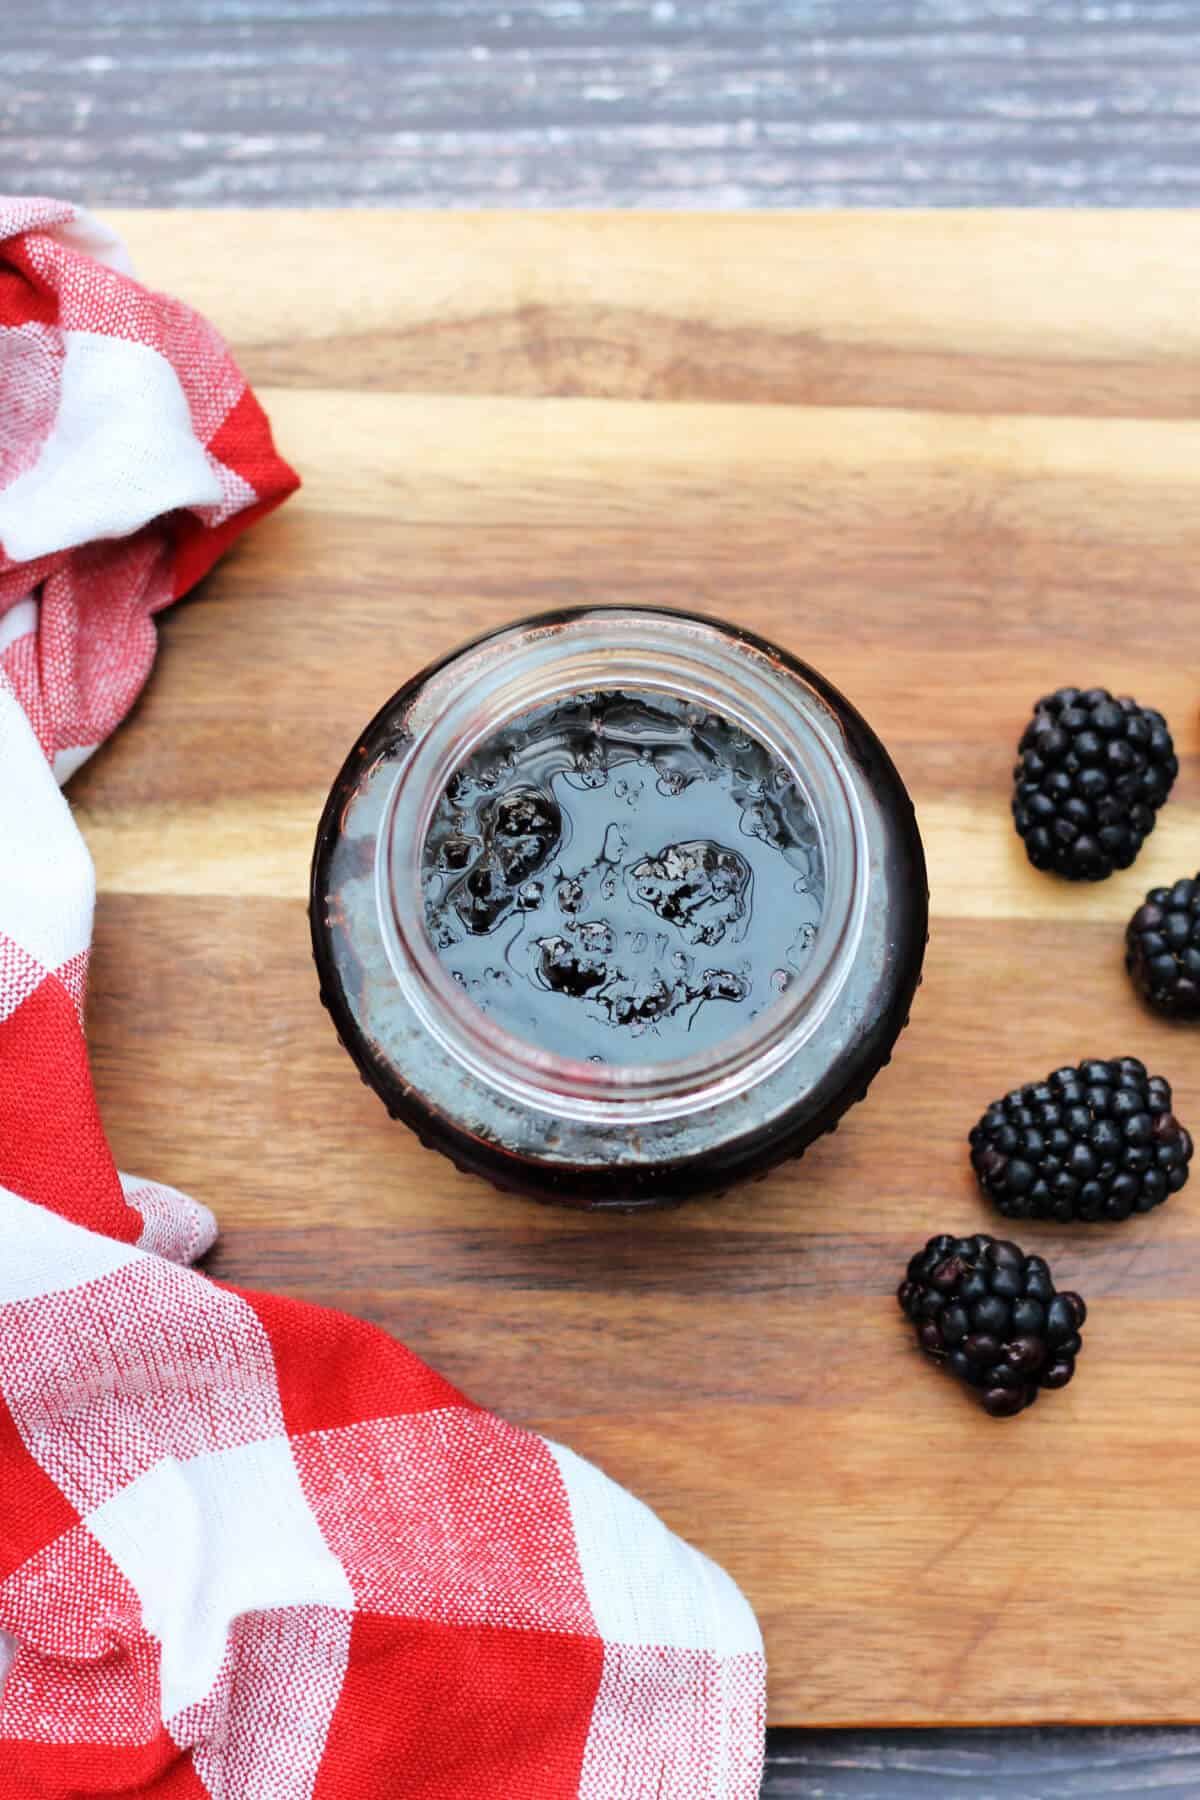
[109,210,1200,416]
[762,1727,1200,1796]
[5,2,1200,208]
[74,212,1200,1732]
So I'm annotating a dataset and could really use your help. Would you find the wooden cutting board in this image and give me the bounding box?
[77,211,1200,1728]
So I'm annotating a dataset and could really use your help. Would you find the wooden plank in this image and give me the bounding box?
[73,212,1200,1728]
[72,791,1200,916]
[109,211,1200,417]
[762,1727,1200,1796]
[5,4,1200,208]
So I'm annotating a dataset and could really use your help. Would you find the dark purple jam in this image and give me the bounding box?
[422,691,824,1066]
[311,605,928,1210]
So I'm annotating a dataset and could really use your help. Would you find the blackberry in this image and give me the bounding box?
[899,1233,1086,1417]
[1012,686,1177,881]
[969,1057,1193,1222]
[1126,876,1200,1018]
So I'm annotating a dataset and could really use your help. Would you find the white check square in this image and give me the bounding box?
[87,1436,354,1723]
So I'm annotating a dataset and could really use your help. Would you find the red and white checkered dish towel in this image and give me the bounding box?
[0,199,767,1799]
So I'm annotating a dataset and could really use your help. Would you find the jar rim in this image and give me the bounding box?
[374,607,870,1126]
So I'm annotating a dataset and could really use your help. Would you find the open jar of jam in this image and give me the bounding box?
[310,607,927,1209]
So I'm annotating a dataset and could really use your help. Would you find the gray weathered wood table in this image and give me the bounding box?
[5,4,1199,1794]
[5,0,1200,208]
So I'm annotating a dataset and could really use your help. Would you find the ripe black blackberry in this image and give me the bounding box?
[1126,876,1200,1019]
[1012,686,1177,881]
[969,1057,1192,1223]
[899,1233,1086,1417]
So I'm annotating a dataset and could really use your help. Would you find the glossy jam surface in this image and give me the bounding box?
[421,689,825,1065]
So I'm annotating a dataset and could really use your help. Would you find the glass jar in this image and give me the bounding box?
[310,607,927,1210]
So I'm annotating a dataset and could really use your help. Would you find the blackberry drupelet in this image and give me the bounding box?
[899,1233,1086,1417]
[1126,876,1200,1018]
[1012,686,1177,881]
[969,1057,1193,1223]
